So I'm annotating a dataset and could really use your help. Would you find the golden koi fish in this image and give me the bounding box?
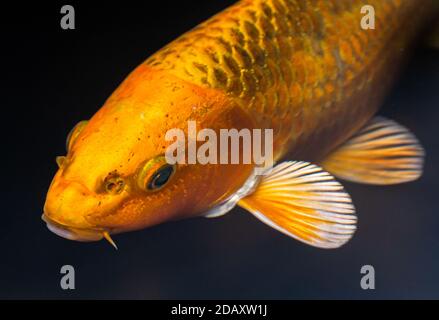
[43,0,438,249]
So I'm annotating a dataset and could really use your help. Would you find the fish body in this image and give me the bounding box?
[146,0,435,160]
[43,0,435,248]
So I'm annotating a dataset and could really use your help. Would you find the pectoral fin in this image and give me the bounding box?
[238,161,357,249]
[321,117,424,185]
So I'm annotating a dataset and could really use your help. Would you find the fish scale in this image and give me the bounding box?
[145,0,434,160]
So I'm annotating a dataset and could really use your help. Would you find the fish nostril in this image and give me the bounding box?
[104,173,125,195]
[56,156,67,168]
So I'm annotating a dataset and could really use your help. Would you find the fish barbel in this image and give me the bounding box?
[43,0,437,248]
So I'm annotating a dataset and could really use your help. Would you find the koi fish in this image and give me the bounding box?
[43,0,438,249]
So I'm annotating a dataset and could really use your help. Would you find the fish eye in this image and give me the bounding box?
[66,120,88,152]
[137,156,176,191]
[147,164,175,190]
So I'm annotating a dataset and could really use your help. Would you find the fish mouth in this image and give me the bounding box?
[41,214,105,242]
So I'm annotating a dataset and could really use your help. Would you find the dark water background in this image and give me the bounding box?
[1,1,438,299]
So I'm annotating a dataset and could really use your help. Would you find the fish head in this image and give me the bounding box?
[43,66,255,243]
